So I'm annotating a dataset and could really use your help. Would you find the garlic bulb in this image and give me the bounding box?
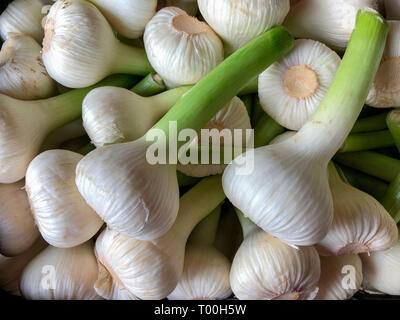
[93,175,225,300]
[89,0,157,39]
[144,7,224,88]
[366,21,400,108]
[316,255,363,300]
[284,0,382,50]
[198,0,290,55]
[0,0,48,43]
[25,150,103,248]
[385,0,400,20]
[0,180,39,257]
[0,33,56,100]
[158,0,199,16]
[41,119,86,151]
[20,242,102,300]
[82,86,191,147]
[316,163,398,256]
[42,0,153,88]
[177,97,251,177]
[360,238,400,295]
[258,39,341,130]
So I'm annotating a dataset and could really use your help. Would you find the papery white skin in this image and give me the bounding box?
[25,150,103,248]
[20,242,102,300]
[258,39,341,130]
[168,244,232,300]
[283,0,382,50]
[385,0,400,20]
[76,138,179,240]
[89,0,157,39]
[0,180,39,257]
[0,0,49,43]
[230,229,320,300]
[177,97,251,177]
[158,0,199,16]
[316,254,362,300]
[366,21,400,107]
[0,34,57,100]
[198,0,290,54]
[144,7,224,88]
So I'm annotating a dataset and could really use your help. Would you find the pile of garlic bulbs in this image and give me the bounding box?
[0,0,400,302]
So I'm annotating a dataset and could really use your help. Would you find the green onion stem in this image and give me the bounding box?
[113,42,154,76]
[130,74,166,97]
[387,109,400,152]
[234,207,259,239]
[238,77,258,95]
[177,171,200,187]
[351,112,389,133]
[339,130,395,152]
[241,94,253,117]
[381,173,400,224]
[254,113,285,148]
[78,143,96,156]
[188,205,222,246]
[251,97,265,128]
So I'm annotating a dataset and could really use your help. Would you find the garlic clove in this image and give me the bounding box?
[385,0,400,20]
[177,97,251,177]
[158,0,199,16]
[144,7,224,88]
[316,254,363,300]
[230,229,320,300]
[0,33,57,100]
[89,0,157,39]
[258,39,341,130]
[198,0,290,55]
[0,180,39,257]
[25,150,104,248]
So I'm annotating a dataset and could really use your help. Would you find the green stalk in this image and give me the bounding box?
[351,112,388,133]
[387,109,400,152]
[188,205,221,246]
[234,208,259,239]
[239,77,258,95]
[177,171,200,187]
[381,173,400,223]
[251,97,265,128]
[339,130,395,152]
[241,94,254,117]
[113,42,154,76]
[150,86,193,115]
[78,143,96,156]
[151,26,294,148]
[254,113,285,148]
[131,74,166,97]
[334,151,400,182]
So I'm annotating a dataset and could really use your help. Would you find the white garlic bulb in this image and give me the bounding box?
[316,163,398,256]
[0,0,48,43]
[158,0,199,16]
[258,39,341,130]
[0,33,57,100]
[366,21,400,108]
[89,0,157,39]
[177,97,251,177]
[0,180,39,257]
[284,0,382,50]
[144,7,224,88]
[25,150,103,248]
[316,255,363,300]
[385,0,400,20]
[360,238,400,295]
[198,0,290,54]
[20,242,102,300]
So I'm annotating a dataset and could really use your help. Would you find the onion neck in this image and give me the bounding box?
[113,42,154,76]
[131,74,166,97]
[188,205,221,246]
[387,110,400,152]
[150,86,193,116]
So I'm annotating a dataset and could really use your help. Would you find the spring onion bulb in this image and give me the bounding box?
[0,33,56,100]
[75,27,294,241]
[284,0,382,50]
[41,119,86,151]
[25,150,103,248]
[223,10,388,246]
[387,109,400,151]
[316,255,363,300]
[88,0,157,39]
[385,0,400,20]
[230,210,320,300]
[0,0,49,43]
[94,176,225,300]
[198,0,290,55]
[0,181,39,257]
[42,0,153,88]
[158,0,198,16]
[367,21,400,108]
[258,39,341,130]
[177,97,251,177]
[144,7,224,88]
[20,242,102,300]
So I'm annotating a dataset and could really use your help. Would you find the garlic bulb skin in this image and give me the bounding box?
[168,244,232,300]
[177,97,251,177]
[0,0,48,43]
[25,150,103,248]
[366,21,400,108]
[258,39,341,130]
[89,0,157,39]
[76,138,179,240]
[158,0,199,16]
[385,0,400,20]
[0,180,39,257]
[20,242,102,300]
[230,229,320,300]
[316,255,362,300]
[144,7,224,88]
[198,0,290,54]
[284,0,382,50]
[360,238,400,295]
[0,33,57,100]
